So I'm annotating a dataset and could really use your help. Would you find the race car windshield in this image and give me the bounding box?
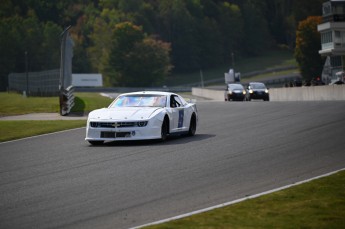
[251,83,266,89]
[110,95,167,107]
[229,84,243,90]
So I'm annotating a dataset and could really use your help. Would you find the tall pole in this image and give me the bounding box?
[200,69,204,88]
[25,51,29,96]
[231,52,234,69]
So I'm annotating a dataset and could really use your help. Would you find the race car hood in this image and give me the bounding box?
[88,107,162,120]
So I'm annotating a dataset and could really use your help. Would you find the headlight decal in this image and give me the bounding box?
[89,121,148,128]
[137,121,148,127]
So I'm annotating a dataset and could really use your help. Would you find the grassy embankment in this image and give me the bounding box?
[144,170,345,229]
[165,49,297,86]
[0,92,112,142]
[0,92,112,116]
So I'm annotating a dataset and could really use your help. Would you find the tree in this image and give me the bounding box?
[197,17,223,69]
[87,7,122,75]
[121,37,172,87]
[218,2,244,62]
[107,22,172,87]
[0,17,20,90]
[241,1,272,56]
[261,0,294,46]
[42,21,62,69]
[158,0,200,72]
[0,0,329,90]
[295,16,323,82]
[293,0,323,23]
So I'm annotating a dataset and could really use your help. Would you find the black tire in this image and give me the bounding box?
[160,119,168,141]
[188,115,197,136]
[88,140,104,145]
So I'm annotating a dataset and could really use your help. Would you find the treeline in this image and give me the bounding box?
[0,0,323,88]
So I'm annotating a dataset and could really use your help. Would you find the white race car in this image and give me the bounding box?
[85,91,198,145]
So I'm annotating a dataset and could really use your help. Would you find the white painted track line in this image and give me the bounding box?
[131,168,345,229]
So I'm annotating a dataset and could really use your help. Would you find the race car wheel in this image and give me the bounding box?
[88,140,104,145]
[160,119,168,141]
[188,115,197,136]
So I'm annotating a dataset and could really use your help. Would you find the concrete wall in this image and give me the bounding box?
[269,85,345,101]
[192,85,345,101]
[192,87,225,101]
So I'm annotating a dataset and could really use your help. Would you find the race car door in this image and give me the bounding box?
[169,95,185,132]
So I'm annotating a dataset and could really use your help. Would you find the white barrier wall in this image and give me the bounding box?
[192,85,345,101]
[269,85,345,101]
[192,87,225,101]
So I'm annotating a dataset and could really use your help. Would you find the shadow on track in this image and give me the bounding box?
[88,134,216,147]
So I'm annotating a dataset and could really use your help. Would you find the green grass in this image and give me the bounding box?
[0,92,60,115]
[165,49,297,86]
[72,92,113,113]
[0,92,113,116]
[0,92,112,142]
[0,120,86,142]
[144,170,345,229]
[241,69,300,83]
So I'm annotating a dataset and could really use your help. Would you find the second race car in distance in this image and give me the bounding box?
[224,83,247,101]
[246,82,270,101]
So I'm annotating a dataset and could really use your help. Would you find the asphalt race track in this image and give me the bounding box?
[1,101,345,229]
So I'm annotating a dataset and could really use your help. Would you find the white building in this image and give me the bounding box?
[318,0,345,84]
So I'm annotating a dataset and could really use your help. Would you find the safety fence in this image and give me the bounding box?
[8,69,59,96]
[8,26,75,116]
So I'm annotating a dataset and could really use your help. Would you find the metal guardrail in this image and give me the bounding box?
[59,85,75,116]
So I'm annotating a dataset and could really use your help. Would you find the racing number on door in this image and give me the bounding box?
[178,109,184,128]
[171,95,185,129]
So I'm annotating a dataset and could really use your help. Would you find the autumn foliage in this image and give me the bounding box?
[295,16,323,81]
